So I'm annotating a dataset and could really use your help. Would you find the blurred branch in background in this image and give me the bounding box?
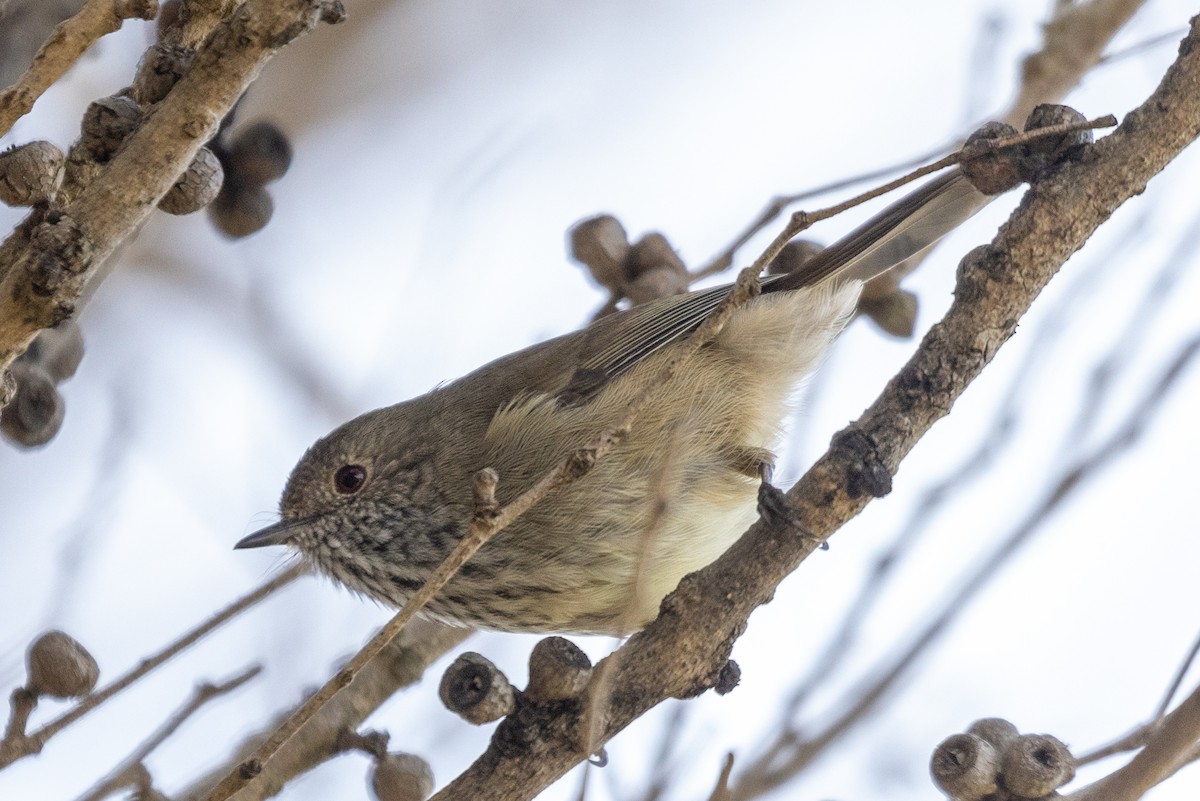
[74,665,261,801]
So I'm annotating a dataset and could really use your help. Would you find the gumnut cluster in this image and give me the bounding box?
[569,215,690,309]
[208,121,293,238]
[439,636,595,726]
[931,718,1076,801]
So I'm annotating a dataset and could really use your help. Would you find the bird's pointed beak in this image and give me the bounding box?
[235,518,302,550]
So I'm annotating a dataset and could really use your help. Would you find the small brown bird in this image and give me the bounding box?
[236,171,988,634]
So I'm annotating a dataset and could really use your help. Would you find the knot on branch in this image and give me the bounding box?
[833,429,892,499]
[999,733,1076,798]
[113,0,160,21]
[371,751,434,801]
[563,445,600,481]
[29,212,91,298]
[78,95,143,162]
[959,104,1099,196]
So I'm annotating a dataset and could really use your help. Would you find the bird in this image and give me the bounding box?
[235,170,990,635]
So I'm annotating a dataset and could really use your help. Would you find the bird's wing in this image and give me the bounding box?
[559,170,991,402]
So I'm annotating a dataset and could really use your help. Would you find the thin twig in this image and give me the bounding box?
[74,665,262,801]
[744,115,1116,277]
[1076,627,1200,767]
[0,0,157,138]
[0,565,300,769]
[3,688,37,741]
[1156,630,1200,721]
[692,114,1114,284]
[175,619,467,801]
[689,145,949,282]
[1069,679,1200,801]
[1099,27,1189,65]
[706,753,735,801]
[1058,205,1200,455]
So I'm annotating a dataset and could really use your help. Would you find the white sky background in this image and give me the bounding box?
[2,1,1200,799]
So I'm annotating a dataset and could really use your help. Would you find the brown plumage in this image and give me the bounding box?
[236,171,989,634]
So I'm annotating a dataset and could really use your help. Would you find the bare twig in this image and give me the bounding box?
[74,665,261,801]
[689,146,948,282]
[743,115,1115,277]
[1011,0,1147,125]
[0,565,300,769]
[0,0,157,138]
[1156,631,1200,722]
[3,688,37,741]
[1099,27,1190,65]
[1059,207,1200,454]
[706,753,735,801]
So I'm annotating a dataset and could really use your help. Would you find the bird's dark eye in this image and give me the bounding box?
[334,464,367,494]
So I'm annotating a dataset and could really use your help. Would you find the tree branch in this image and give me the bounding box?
[0,0,345,375]
[430,15,1200,801]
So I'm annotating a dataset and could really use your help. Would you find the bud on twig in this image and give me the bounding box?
[208,184,274,238]
[524,637,592,703]
[26,630,99,698]
[1019,104,1091,181]
[159,147,223,215]
[966,717,1020,751]
[960,121,1023,196]
[767,239,823,276]
[0,141,64,206]
[132,43,195,105]
[24,321,85,384]
[859,288,918,338]
[999,733,1076,798]
[228,122,292,186]
[569,214,630,293]
[79,96,143,162]
[370,752,434,801]
[1,363,64,448]
[625,232,688,304]
[930,733,1000,801]
[438,652,515,724]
